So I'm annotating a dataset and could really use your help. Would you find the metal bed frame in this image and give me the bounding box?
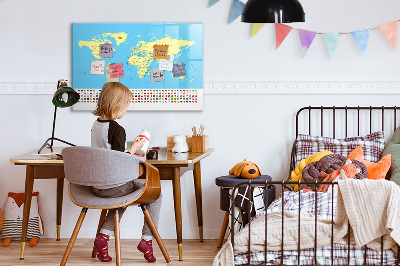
[230,106,400,266]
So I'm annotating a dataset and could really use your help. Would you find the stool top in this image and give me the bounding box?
[215,175,272,188]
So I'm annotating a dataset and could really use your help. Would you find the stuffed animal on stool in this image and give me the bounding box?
[229,159,261,179]
[1,192,44,247]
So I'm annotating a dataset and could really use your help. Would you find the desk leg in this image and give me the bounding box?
[56,178,64,241]
[20,165,35,259]
[172,167,183,261]
[193,161,203,242]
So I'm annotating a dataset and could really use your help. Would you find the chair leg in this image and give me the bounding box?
[60,208,88,266]
[91,209,108,258]
[217,211,230,248]
[114,209,121,266]
[141,205,171,263]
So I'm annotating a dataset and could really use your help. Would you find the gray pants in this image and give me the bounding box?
[92,180,162,240]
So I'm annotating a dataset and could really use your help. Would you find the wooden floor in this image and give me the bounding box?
[0,239,222,265]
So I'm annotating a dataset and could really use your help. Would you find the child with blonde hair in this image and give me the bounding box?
[91,82,161,263]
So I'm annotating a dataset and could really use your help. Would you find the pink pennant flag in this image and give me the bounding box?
[378,21,398,50]
[298,29,317,58]
[275,23,293,49]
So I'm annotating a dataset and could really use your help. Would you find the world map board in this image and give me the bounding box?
[72,23,203,110]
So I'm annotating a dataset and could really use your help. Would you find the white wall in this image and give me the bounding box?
[1,0,400,240]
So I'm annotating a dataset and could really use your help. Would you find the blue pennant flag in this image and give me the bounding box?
[229,0,245,23]
[351,29,370,55]
[209,0,221,7]
[323,33,341,58]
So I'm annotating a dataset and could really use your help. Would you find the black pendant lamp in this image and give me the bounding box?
[242,0,305,23]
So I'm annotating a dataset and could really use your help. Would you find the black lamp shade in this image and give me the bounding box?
[52,84,80,108]
[241,0,305,23]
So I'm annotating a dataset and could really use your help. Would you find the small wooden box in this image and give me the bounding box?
[191,135,209,153]
[167,135,192,151]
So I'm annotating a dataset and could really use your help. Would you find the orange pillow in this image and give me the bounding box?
[347,146,391,180]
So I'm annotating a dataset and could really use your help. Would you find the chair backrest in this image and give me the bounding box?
[62,146,145,188]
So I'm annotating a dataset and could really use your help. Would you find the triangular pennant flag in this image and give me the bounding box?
[209,0,220,7]
[298,29,317,58]
[251,23,266,38]
[323,33,341,58]
[378,21,398,50]
[229,0,245,24]
[275,23,293,49]
[351,29,370,55]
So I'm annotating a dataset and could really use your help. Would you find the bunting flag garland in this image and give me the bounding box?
[378,21,398,50]
[323,33,341,58]
[275,23,293,49]
[209,0,220,8]
[298,29,317,58]
[209,4,400,57]
[251,23,266,38]
[351,29,370,55]
[229,0,245,23]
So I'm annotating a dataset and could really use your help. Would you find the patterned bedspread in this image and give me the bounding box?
[234,191,397,265]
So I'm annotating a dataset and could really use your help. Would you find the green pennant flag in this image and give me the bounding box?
[209,0,221,7]
[323,33,341,58]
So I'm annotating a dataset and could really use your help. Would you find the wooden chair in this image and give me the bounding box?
[60,146,171,265]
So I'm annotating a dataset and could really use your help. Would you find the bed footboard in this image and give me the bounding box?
[230,180,400,266]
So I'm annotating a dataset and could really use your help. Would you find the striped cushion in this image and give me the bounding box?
[295,131,385,167]
[1,217,41,240]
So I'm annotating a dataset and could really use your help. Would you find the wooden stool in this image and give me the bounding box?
[215,175,275,248]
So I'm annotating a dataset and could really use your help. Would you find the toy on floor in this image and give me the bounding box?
[1,192,44,247]
[229,159,261,179]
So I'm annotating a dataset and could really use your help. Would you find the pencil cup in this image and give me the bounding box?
[191,135,209,153]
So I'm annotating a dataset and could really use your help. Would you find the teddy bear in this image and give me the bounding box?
[229,159,261,179]
[1,192,44,247]
[172,135,189,153]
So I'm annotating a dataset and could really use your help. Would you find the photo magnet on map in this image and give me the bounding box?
[150,69,165,82]
[100,43,113,58]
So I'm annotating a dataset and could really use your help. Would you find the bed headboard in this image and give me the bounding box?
[290,106,400,179]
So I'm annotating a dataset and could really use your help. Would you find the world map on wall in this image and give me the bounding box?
[72,23,203,90]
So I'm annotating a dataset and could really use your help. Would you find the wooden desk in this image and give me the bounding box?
[9,148,64,260]
[146,148,213,260]
[10,147,213,261]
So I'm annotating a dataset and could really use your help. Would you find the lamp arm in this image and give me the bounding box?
[37,102,75,154]
[37,79,78,154]
[50,105,58,148]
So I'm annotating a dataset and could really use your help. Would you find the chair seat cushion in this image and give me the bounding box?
[69,180,145,208]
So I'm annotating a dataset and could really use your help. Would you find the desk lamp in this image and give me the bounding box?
[38,79,80,154]
[241,0,305,23]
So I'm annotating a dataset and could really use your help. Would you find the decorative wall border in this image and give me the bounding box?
[1,81,400,95]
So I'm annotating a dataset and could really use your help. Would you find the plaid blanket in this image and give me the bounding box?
[234,244,397,265]
[234,191,397,265]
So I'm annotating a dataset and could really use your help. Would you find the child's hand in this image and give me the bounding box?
[134,149,149,157]
[129,137,147,155]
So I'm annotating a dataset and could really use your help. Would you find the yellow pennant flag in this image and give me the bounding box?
[251,23,266,38]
